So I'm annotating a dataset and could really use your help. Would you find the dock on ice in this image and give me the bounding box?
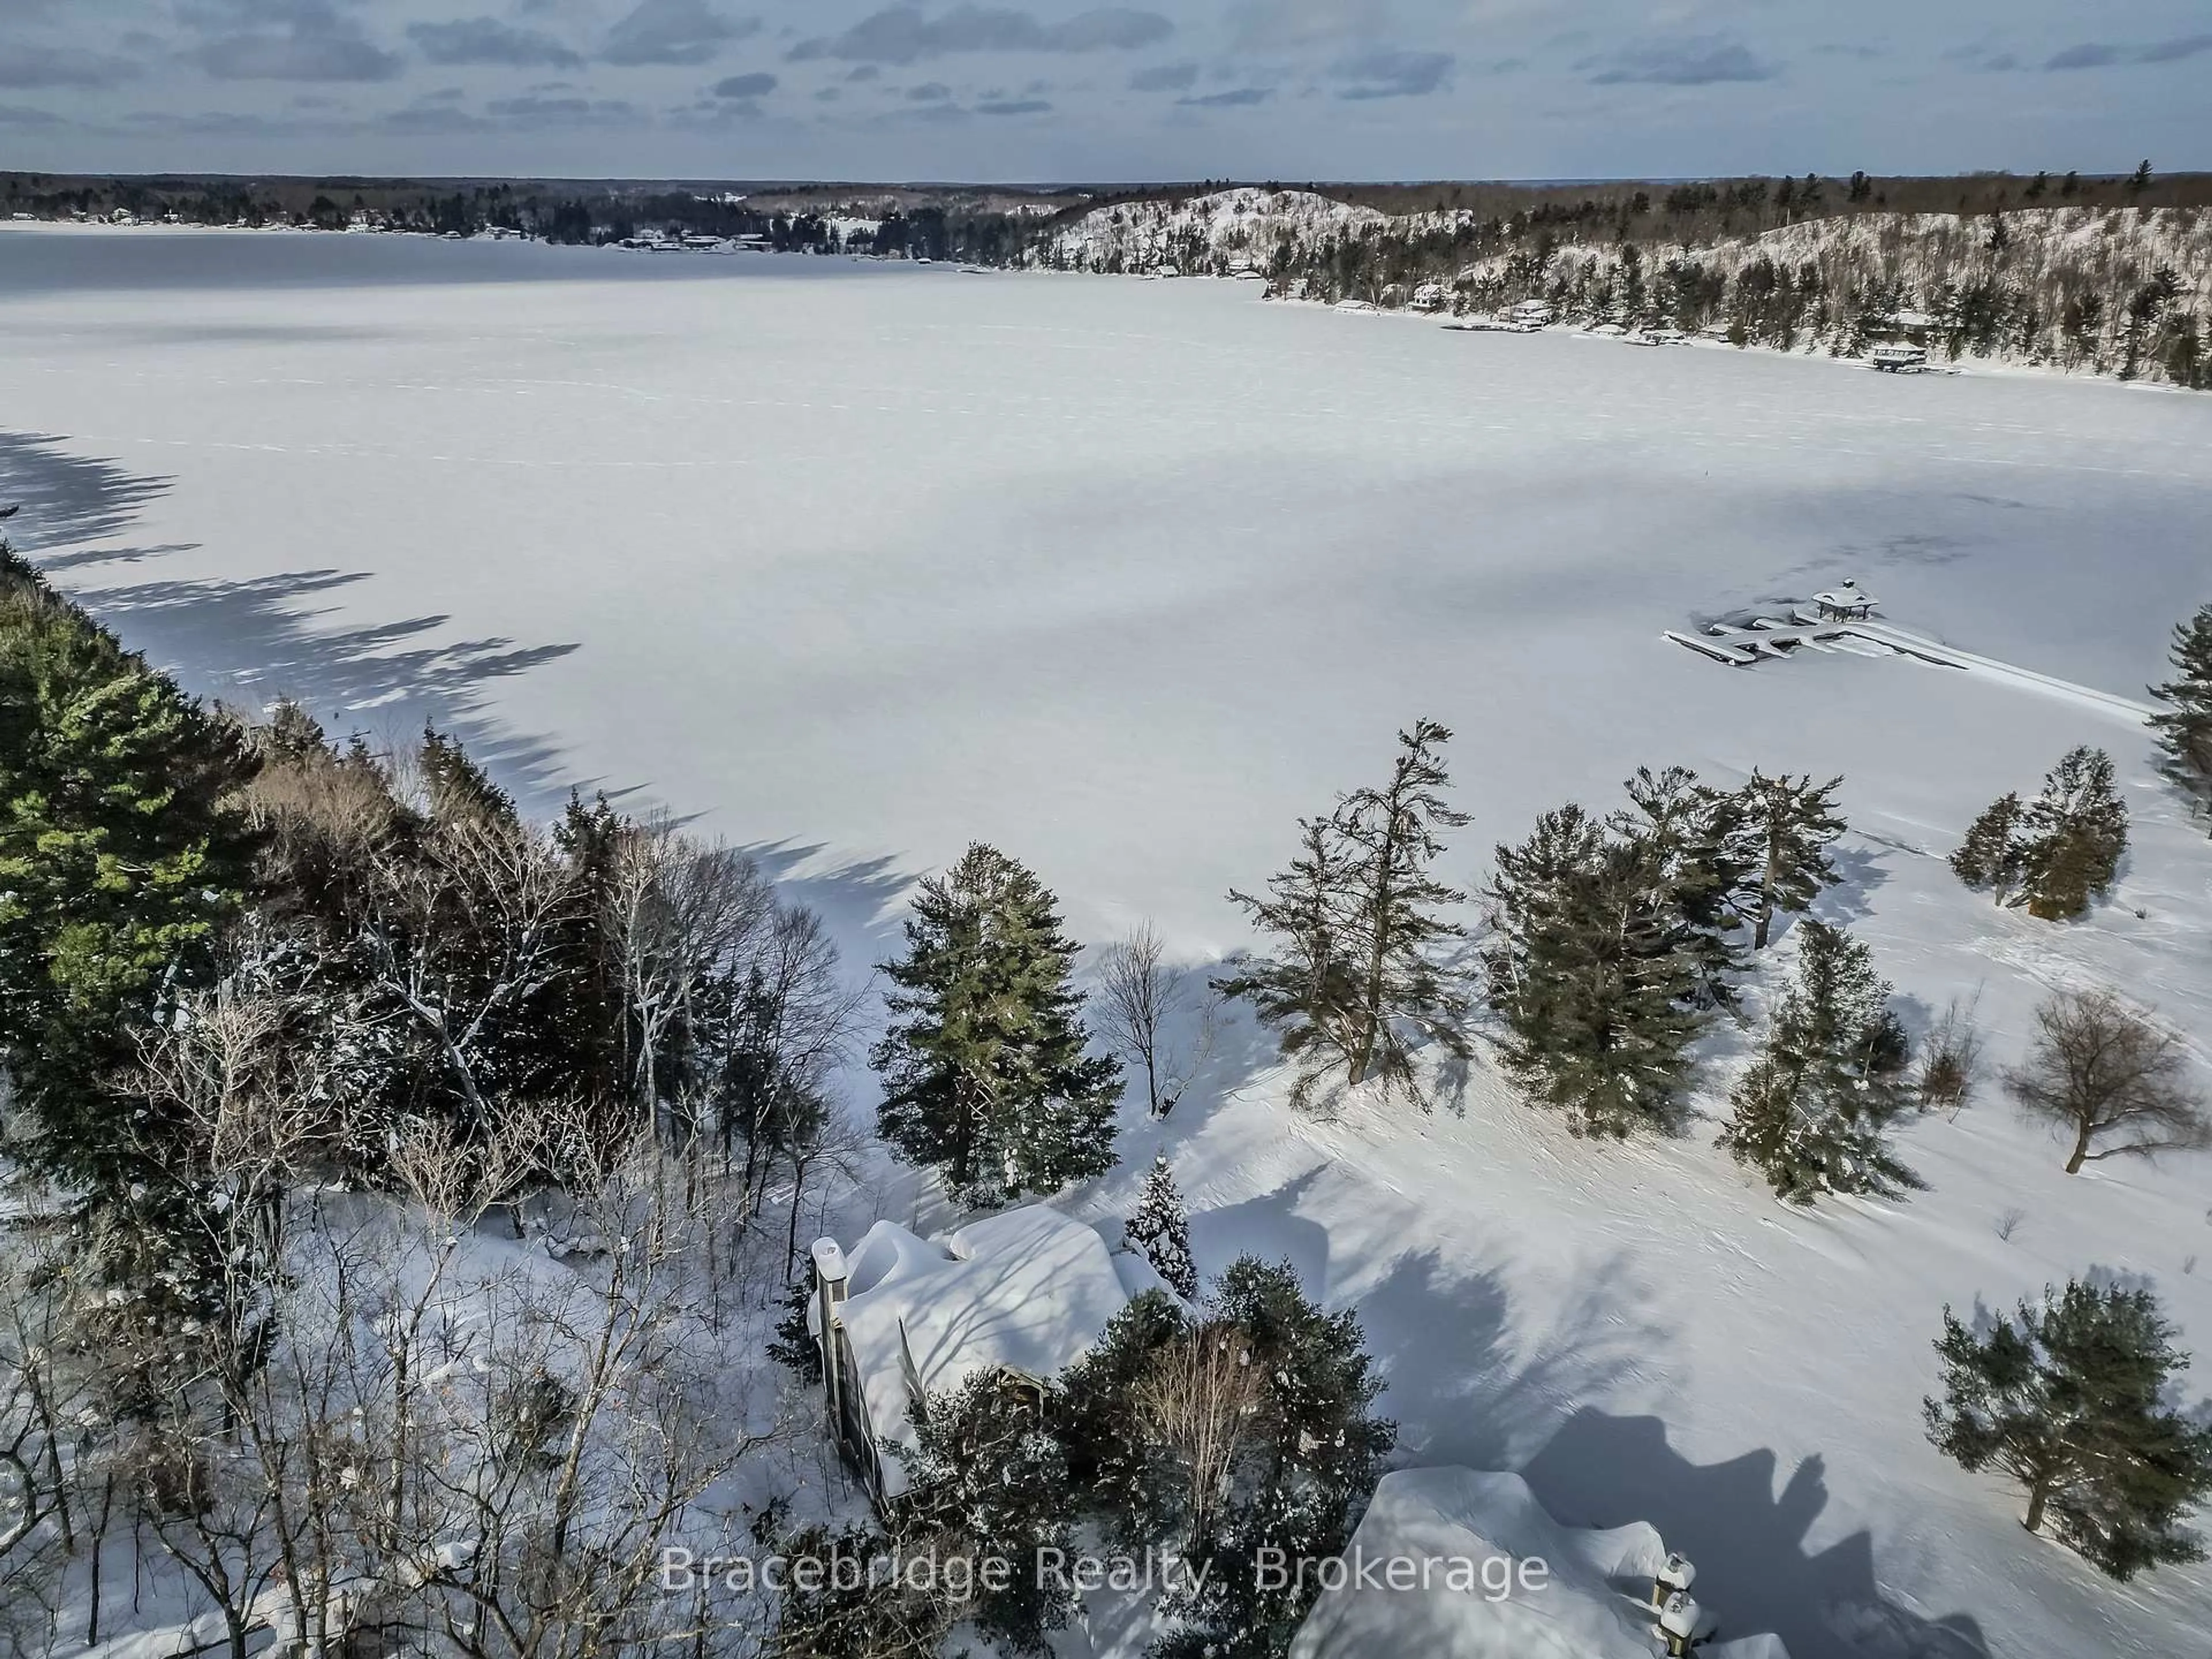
[1665,593,2159,726]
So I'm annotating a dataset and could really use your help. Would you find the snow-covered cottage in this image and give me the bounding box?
[1290,1467,1789,1659]
[1509,298,1555,326]
[808,1206,1134,1502]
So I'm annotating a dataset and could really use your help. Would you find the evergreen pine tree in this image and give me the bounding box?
[873,843,1122,1206]
[1221,719,1471,1101]
[902,1370,1079,1654]
[1729,770,1846,948]
[1718,919,1916,1200]
[2017,746,2128,919]
[1611,765,1751,1007]
[1925,1279,2212,1580]
[1484,805,1707,1137]
[1125,1155,1198,1297]
[0,543,259,1192]
[2148,603,2212,819]
[1950,791,2027,900]
[1215,815,1358,1077]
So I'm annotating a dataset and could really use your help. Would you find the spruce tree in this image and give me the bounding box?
[1718,919,1916,1200]
[1223,719,1471,1101]
[2017,746,2128,919]
[1484,805,1706,1137]
[0,543,259,1192]
[1730,770,1846,948]
[873,843,1122,1206]
[1950,791,2027,900]
[2149,605,2212,810]
[1126,1154,1199,1297]
[1925,1280,2212,1580]
[1611,765,1750,1007]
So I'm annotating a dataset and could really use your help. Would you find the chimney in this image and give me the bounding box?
[1651,1551,1695,1607]
[1657,1589,1702,1657]
[811,1237,850,1426]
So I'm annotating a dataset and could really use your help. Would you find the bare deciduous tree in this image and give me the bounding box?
[2003,988,2212,1172]
[1096,922,1215,1117]
[1918,993,1987,1116]
[1133,1321,1262,1549]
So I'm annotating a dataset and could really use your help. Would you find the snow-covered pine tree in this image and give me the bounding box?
[1718,919,1917,1200]
[2148,603,2212,816]
[903,1370,1080,1653]
[2017,745,2128,919]
[872,843,1122,1206]
[1925,1279,2212,1580]
[1484,804,1707,1137]
[1125,1155,1198,1297]
[1331,718,1474,1089]
[1223,719,1472,1101]
[1950,790,2027,900]
[1729,770,1846,948]
[1611,765,1751,1008]
[1215,815,1358,1075]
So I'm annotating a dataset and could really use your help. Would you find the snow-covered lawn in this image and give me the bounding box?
[3,228,2211,1658]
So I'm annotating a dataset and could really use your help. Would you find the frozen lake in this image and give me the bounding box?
[5,226,2209,956]
[8,226,2212,1659]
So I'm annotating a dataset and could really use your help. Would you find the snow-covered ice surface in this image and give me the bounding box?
[5,226,2212,1659]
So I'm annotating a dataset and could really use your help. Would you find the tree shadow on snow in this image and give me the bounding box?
[1355,1249,1669,1474]
[1188,1169,1335,1292]
[1817,842,1892,933]
[73,567,583,816]
[5,429,586,818]
[1521,1411,1989,1659]
[0,430,175,550]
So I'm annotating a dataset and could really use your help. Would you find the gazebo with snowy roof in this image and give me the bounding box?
[808,1206,1135,1502]
[1810,581,1878,621]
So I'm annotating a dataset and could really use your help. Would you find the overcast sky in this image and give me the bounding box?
[2,0,2206,183]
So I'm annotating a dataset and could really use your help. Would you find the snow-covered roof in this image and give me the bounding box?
[1290,1468,1789,1659]
[828,1205,1129,1494]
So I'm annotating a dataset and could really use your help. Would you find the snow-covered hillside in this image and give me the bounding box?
[1028,187,1390,276]
[1025,190,2211,385]
[3,230,2211,1659]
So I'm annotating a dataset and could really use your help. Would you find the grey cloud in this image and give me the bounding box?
[907,79,952,98]
[487,93,645,124]
[711,70,777,95]
[407,18,584,70]
[2046,34,2212,70]
[1331,47,1452,99]
[1178,85,1268,105]
[1128,60,1196,90]
[0,101,67,126]
[1584,35,1777,85]
[378,103,494,134]
[0,46,143,89]
[188,33,404,81]
[846,63,881,79]
[603,0,759,66]
[1225,0,1377,51]
[1812,43,1885,60]
[789,6,1172,66]
[179,0,404,82]
[976,96,1050,112]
